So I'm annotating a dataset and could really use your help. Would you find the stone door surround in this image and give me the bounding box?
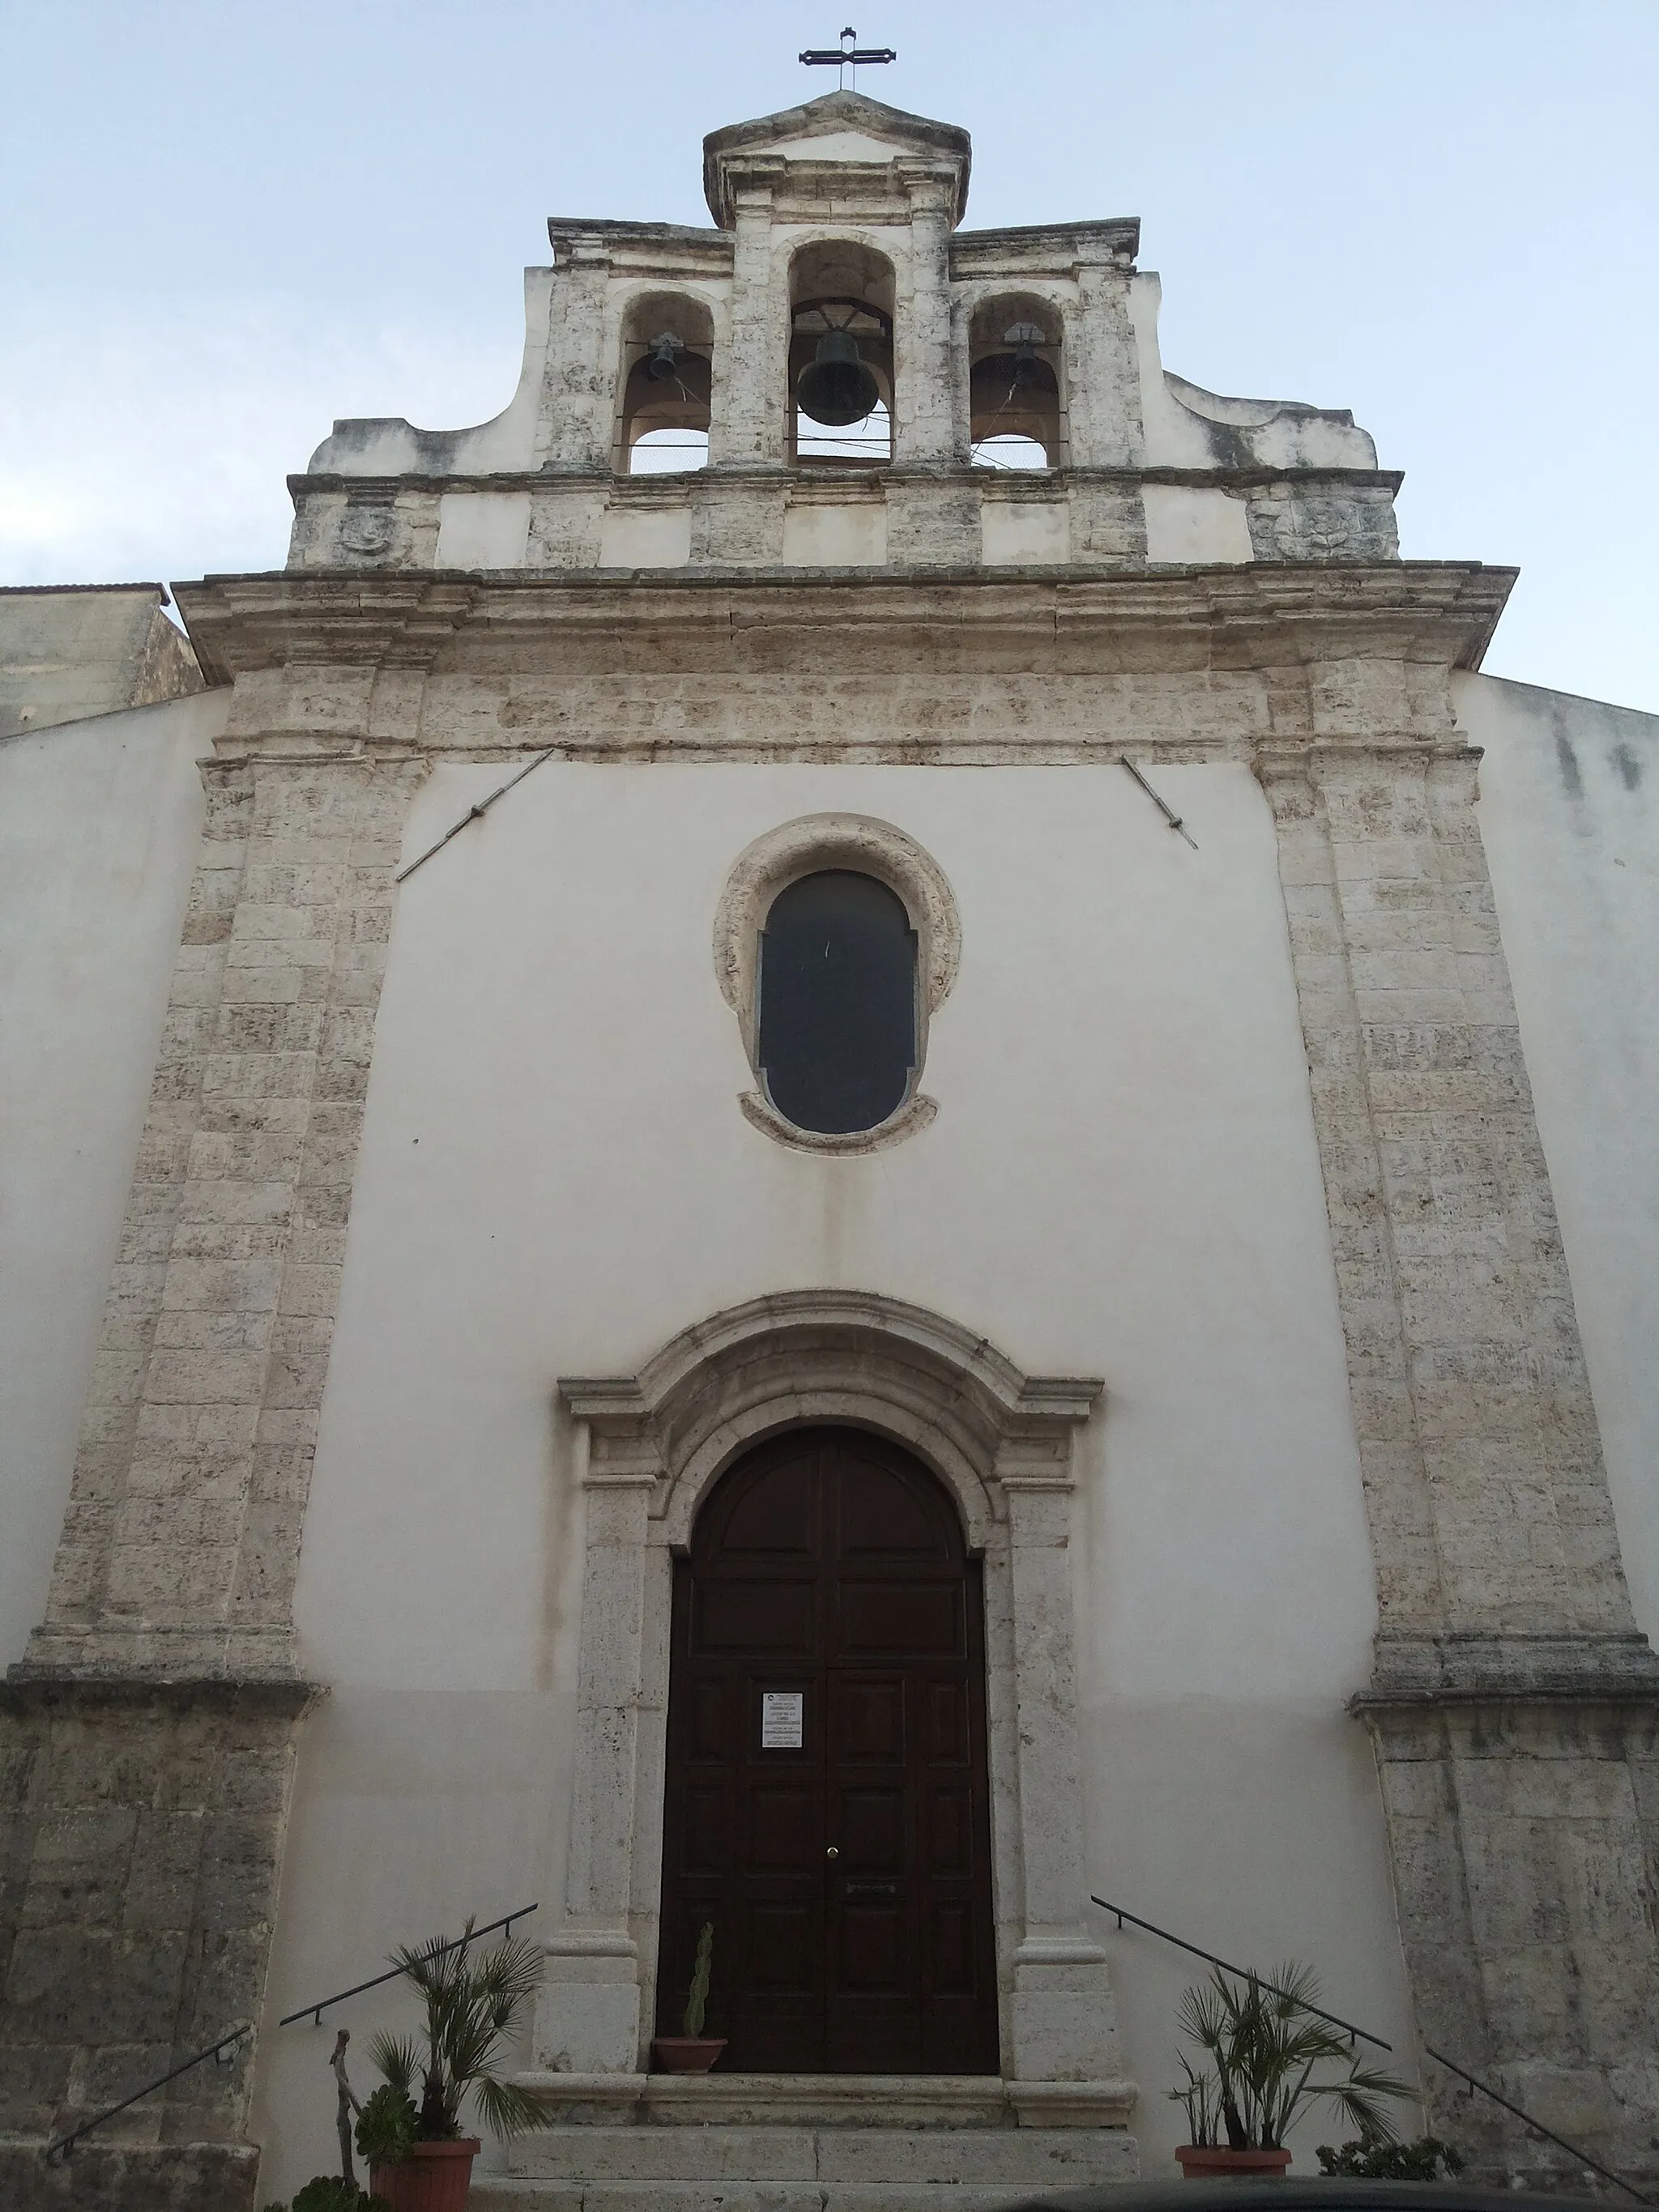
[531,1289,1135,2116]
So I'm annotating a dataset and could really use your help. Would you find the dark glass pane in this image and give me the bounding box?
[757,872,918,1136]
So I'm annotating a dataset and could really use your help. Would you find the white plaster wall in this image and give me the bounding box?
[981,498,1070,567]
[257,757,1417,2192]
[1143,485,1253,567]
[599,504,693,569]
[0,689,226,1666]
[436,492,531,570]
[781,501,886,567]
[1459,671,1659,1647]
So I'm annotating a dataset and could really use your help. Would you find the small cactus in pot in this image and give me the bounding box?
[651,1921,726,2073]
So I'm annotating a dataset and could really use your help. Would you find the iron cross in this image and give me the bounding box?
[799,27,896,91]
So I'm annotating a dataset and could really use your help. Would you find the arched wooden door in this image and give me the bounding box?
[656,1426,1000,2073]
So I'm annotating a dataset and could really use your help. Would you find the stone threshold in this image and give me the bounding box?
[514,2073,1137,2128]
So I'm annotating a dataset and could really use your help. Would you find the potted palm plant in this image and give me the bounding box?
[650,1921,726,2072]
[1167,1961,1414,2177]
[352,1921,545,2211]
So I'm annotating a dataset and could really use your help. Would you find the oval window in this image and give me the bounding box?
[757,871,918,1135]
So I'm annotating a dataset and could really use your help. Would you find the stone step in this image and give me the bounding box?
[509,2073,1136,2133]
[472,2185,1081,2212]
[501,2124,1132,2188]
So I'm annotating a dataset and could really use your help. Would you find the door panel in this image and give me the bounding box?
[840,1582,962,1652]
[657,1427,1000,2073]
[697,1580,817,1649]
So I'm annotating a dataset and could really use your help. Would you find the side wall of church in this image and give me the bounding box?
[250,753,1420,2195]
[0,690,227,1669]
[1460,673,1659,1646]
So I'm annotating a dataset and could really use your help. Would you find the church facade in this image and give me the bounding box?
[2,89,1658,2211]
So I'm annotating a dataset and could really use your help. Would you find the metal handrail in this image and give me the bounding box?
[278,1903,539,2027]
[40,1902,539,2164]
[1091,1894,1652,2206]
[45,2024,249,2164]
[1094,1896,1392,2050]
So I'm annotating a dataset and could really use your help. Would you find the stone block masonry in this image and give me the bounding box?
[2,733,429,2206]
[1259,741,1659,2185]
[0,1681,311,2211]
[22,755,429,1683]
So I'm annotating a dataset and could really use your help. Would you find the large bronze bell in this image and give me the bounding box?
[795,330,881,427]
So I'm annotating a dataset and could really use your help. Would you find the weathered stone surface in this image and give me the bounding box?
[0,586,203,739]
[1358,1694,1659,2190]
[0,1681,313,2147]
[0,2142,259,2212]
[19,754,428,1684]
[1256,738,1659,2184]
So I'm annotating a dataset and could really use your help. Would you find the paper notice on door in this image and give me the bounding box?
[760,1690,804,1750]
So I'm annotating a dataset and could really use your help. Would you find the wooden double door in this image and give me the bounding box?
[656,1426,1000,2073]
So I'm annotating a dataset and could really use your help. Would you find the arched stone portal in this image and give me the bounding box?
[529,1290,1131,2116]
[658,1425,999,2073]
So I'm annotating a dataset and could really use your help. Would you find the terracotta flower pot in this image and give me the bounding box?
[1175,2146,1293,2180]
[369,2137,482,2212]
[650,2035,727,2073]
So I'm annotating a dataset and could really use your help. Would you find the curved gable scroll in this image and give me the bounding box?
[558,1289,1102,1549]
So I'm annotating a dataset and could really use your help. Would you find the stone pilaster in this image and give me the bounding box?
[710,163,788,469]
[535,249,616,472]
[0,1678,315,2195]
[1001,1474,1122,2087]
[3,701,431,2199]
[533,1435,655,2074]
[1064,261,1145,471]
[23,752,429,1683]
[1258,739,1659,2185]
[1354,1691,1659,2186]
[895,164,962,467]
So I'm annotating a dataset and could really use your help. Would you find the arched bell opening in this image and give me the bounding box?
[788,241,895,468]
[616,289,715,475]
[968,292,1065,470]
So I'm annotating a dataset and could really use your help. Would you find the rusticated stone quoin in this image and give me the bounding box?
[2,719,424,2195]
[21,754,429,1683]
[1257,738,1659,2184]
[0,1679,314,2209]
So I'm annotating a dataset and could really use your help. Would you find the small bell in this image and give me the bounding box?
[795,329,881,428]
[645,331,685,381]
[1004,322,1045,390]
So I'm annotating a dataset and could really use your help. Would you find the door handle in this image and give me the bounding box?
[825,1846,838,1859]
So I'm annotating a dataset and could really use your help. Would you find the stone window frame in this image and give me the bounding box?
[713,813,960,1156]
[529,1289,1132,2114]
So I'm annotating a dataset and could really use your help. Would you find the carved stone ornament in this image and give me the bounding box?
[339,503,397,558]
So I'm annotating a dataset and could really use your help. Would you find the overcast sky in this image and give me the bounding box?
[2,0,1654,710]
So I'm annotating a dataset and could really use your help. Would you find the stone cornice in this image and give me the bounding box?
[177,575,479,687]
[0,1673,325,1719]
[544,216,735,271]
[950,219,1141,274]
[174,560,1516,694]
[287,463,1405,499]
[702,90,972,227]
[1352,1630,1659,1712]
